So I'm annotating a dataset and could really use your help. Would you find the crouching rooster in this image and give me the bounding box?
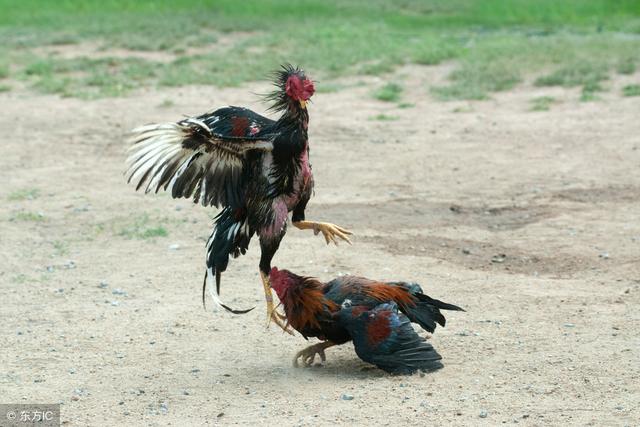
[269,268,464,374]
[124,65,351,332]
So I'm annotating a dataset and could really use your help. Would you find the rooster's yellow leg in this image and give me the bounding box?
[293,341,336,367]
[293,221,353,245]
[260,271,294,335]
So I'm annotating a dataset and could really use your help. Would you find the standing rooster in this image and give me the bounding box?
[125,65,351,332]
[269,268,464,374]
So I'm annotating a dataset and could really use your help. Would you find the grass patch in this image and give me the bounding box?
[398,102,414,109]
[21,56,159,98]
[8,188,39,200]
[157,98,175,108]
[11,274,29,284]
[580,80,604,101]
[411,41,460,65]
[0,84,10,92]
[0,62,8,79]
[452,105,474,113]
[617,58,636,75]
[529,96,556,111]
[315,82,345,93]
[623,84,640,97]
[373,83,403,102]
[358,60,396,76]
[370,114,399,121]
[1,1,640,98]
[117,214,168,239]
[52,240,69,256]
[535,62,609,88]
[12,211,45,222]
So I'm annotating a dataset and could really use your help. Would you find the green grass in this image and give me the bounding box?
[370,114,399,121]
[11,274,29,284]
[623,84,640,97]
[617,58,637,75]
[535,61,609,88]
[8,188,39,201]
[452,105,474,113]
[52,240,69,256]
[157,99,175,108]
[530,96,556,111]
[0,62,8,79]
[373,83,403,102]
[0,1,639,99]
[12,211,45,222]
[315,82,346,93]
[117,214,168,239]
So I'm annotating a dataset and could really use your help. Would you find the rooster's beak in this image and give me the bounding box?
[299,99,307,109]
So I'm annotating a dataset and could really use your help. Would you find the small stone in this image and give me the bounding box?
[341,394,354,401]
[98,281,108,289]
[599,252,609,259]
[159,402,168,414]
[182,390,190,396]
[462,248,471,255]
[563,323,575,328]
[491,254,507,263]
[480,410,488,418]
[111,301,120,307]
[168,244,180,250]
[64,260,76,269]
[71,396,79,401]
[112,288,127,296]
[47,266,55,273]
[68,368,76,374]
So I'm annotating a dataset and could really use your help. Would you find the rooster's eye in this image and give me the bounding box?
[341,299,352,309]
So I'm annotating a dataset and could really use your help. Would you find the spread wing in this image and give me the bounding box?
[125,107,276,208]
[340,302,443,374]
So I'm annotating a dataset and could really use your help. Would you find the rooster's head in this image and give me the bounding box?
[266,64,315,112]
[269,267,304,300]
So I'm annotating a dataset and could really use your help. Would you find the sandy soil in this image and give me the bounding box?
[1,64,639,426]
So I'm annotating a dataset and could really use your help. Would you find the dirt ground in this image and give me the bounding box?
[1,64,639,426]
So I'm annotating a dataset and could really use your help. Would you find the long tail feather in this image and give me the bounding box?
[202,267,254,314]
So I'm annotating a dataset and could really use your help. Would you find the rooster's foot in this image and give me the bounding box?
[294,221,352,245]
[293,341,335,367]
